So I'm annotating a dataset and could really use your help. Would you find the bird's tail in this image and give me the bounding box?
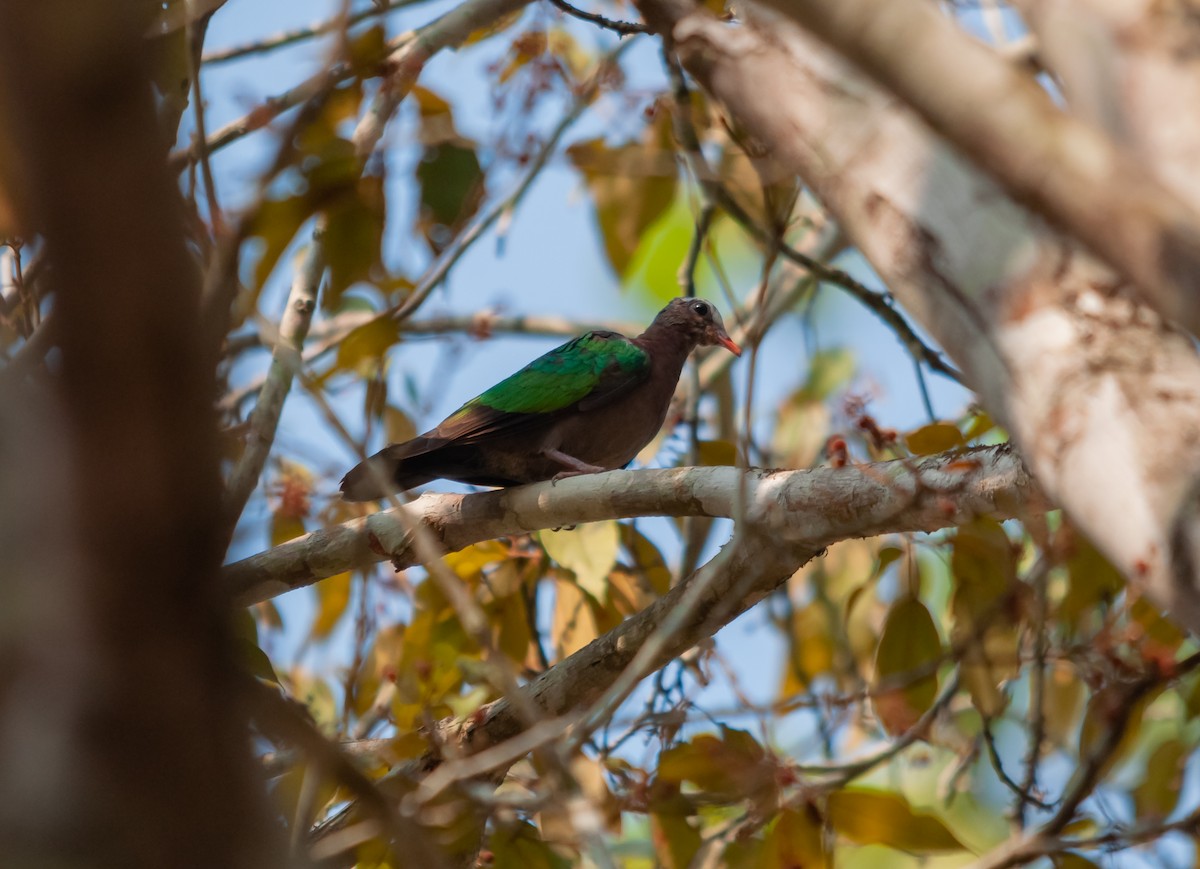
[339,443,436,502]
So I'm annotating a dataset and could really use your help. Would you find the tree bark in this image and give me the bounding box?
[634,0,1200,632]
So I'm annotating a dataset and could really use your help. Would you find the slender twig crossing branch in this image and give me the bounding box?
[544,0,649,35]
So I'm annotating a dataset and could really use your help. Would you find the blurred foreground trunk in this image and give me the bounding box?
[0,3,279,865]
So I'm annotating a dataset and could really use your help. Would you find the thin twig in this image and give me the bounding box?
[1018,557,1051,827]
[202,0,429,64]
[544,0,648,35]
[982,717,1054,812]
[187,13,224,235]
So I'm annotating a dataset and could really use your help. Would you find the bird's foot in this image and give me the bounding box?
[544,449,607,486]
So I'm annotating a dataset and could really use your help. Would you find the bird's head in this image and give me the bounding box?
[661,297,742,356]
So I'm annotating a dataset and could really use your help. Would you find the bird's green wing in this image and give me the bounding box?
[432,331,650,442]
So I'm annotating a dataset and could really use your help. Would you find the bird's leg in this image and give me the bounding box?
[542,448,607,485]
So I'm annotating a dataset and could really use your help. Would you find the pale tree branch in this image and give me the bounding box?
[222,231,326,531]
[755,0,1200,341]
[1013,0,1200,212]
[224,443,1039,605]
[635,0,1200,632]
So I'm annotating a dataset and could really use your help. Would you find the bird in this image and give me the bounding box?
[340,297,742,501]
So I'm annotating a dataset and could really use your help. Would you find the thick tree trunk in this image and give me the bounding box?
[634,0,1200,631]
[0,3,280,865]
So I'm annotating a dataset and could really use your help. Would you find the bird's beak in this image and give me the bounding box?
[715,330,742,357]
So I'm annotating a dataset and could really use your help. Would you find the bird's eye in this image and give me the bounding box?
[692,301,710,317]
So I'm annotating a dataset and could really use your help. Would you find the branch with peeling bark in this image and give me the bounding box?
[225,443,1038,605]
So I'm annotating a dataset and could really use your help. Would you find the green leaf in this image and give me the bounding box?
[904,422,966,455]
[412,88,485,253]
[540,521,619,601]
[650,807,702,869]
[415,140,484,252]
[873,596,941,734]
[1078,686,1159,780]
[827,789,965,852]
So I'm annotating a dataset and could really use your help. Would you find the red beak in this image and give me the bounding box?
[716,332,742,357]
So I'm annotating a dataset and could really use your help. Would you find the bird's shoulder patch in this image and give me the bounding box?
[468,330,648,415]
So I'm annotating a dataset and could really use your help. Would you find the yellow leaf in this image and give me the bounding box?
[311,571,352,640]
[1078,686,1160,780]
[1053,854,1102,869]
[567,124,677,277]
[622,525,671,596]
[952,519,1019,716]
[1060,533,1125,630]
[657,728,774,806]
[270,512,306,547]
[783,602,835,693]
[873,596,941,734]
[827,789,965,852]
[1129,596,1185,666]
[551,574,599,658]
[904,422,966,455]
[762,806,826,869]
[493,591,531,665]
[383,405,416,444]
[540,521,619,601]
[443,540,509,582]
[651,807,701,869]
[1133,738,1188,821]
[1042,661,1085,748]
[696,439,737,467]
[335,316,399,372]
